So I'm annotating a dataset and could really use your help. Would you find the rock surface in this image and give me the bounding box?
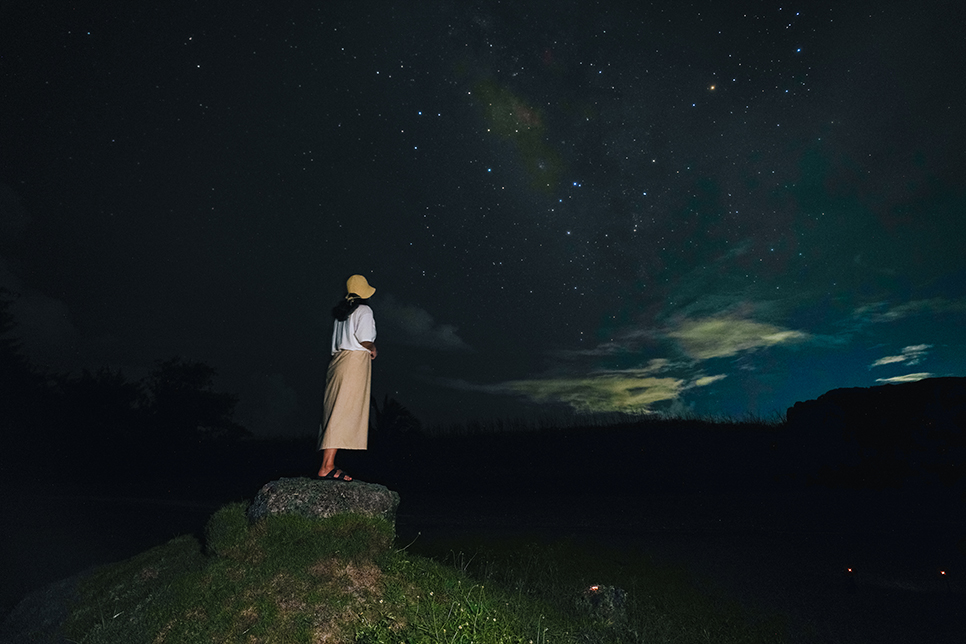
[786,376,966,431]
[0,571,89,644]
[246,477,401,526]
[784,377,966,487]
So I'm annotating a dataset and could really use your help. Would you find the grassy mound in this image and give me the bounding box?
[61,503,788,643]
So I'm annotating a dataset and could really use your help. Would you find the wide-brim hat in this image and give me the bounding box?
[346,274,376,299]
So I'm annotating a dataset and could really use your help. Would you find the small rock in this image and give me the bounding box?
[246,477,400,526]
[576,584,627,625]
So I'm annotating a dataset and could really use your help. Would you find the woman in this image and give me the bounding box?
[316,274,377,481]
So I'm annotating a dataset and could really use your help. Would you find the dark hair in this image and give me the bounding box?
[332,295,368,321]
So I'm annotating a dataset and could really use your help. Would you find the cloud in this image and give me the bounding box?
[870,344,931,368]
[853,298,966,326]
[693,374,727,387]
[666,315,810,360]
[431,365,686,413]
[875,372,934,384]
[550,342,631,360]
[437,308,808,415]
[433,298,812,417]
[502,372,686,413]
[596,359,671,376]
[377,294,473,352]
[438,358,729,415]
[832,298,966,344]
[870,355,906,367]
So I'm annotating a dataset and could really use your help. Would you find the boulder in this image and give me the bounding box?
[0,571,89,644]
[576,584,627,625]
[786,376,966,436]
[246,477,400,526]
[784,377,966,487]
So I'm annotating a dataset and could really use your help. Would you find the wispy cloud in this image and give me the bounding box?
[870,344,931,368]
[853,298,966,326]
[693,374,727,387]
[665,315,810,360]
[550,342,631,360]
[822,297,966,346]
[502,372,685,413]
[433,307,811,414]
[436,359,729,414]
[875,372,934,384]
[378,294,473,352]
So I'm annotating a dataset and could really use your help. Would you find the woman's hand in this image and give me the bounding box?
[361,341,377,359]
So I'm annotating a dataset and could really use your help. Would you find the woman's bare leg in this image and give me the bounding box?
[317,448,352,480]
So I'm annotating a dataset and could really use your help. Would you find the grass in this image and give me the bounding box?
[423,410,787,437]
[60,503,790,644]
[411,534,788,644]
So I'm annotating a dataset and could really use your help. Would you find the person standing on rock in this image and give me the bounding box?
[316,274,377,481]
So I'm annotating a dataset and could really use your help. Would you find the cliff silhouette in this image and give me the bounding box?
[785,377,966,489]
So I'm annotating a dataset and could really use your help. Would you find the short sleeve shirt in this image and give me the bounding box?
[331,304,377,354]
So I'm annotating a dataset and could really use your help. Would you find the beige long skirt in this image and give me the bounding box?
[318,349,372,450]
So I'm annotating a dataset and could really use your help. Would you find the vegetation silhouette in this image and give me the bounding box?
[368,393,421,444]
[0,289,43,453]
[143,356,250,444]
[0,295,250,483]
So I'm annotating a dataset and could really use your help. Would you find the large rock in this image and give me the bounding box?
[246,477,400,526]
[786,377,966,433]
[784,377,966,487]
[0,571,89,644]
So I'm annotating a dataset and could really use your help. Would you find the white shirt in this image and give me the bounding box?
[331,303,376,354]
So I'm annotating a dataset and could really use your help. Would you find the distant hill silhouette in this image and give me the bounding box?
[785,377,966,488]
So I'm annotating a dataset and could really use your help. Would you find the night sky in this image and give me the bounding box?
[2,0,964,436]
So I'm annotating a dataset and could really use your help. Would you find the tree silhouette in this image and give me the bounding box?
[370,394,421,435]
[143,357,249,443]
[65,367,143,438]
[0,289,42,438]
[32,366,147,470]
[0,288,22,356]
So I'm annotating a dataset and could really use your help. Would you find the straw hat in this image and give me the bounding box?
[346,274,376,299]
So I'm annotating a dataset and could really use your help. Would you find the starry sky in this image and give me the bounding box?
[2,0,965,436]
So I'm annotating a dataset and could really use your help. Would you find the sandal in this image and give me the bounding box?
[316,469,352,482]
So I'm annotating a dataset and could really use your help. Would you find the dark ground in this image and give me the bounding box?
[2,430,965,644]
